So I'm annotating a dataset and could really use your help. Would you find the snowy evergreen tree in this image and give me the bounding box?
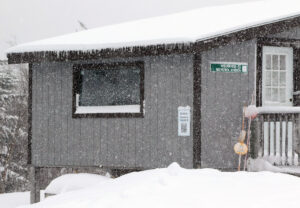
[0,61,29,193]
[0,64,16,95]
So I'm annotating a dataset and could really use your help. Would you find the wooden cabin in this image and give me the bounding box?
[6,0,300,203]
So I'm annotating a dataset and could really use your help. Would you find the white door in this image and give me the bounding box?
[262,47,295,164]
[262,46,293,106]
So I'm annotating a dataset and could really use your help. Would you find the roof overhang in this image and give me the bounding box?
[7,14,300,64]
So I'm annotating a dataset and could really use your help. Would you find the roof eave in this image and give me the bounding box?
[194,14,300,52]
[7,43,194,64]
[7,15,300,64]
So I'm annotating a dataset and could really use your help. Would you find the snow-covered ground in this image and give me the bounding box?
[0,192,29,208]
[45,173,111,195]
[10,163,300,208]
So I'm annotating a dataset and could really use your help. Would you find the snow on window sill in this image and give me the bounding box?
[258,106,300,114]
[75,105,141,114]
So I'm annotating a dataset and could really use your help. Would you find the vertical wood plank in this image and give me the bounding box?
[180,55,193,168]
[40,64,48,165]
[61,64,69,165]
[172,55,181,165]
[121,119,129,167]
[100,119,108,166]
[149,58,158,167]
[35,65,42,166]
[94,119,101,165]
[165,57,174,164]
[201,49,216,168]
[31,65,37,164]
[143,59,152,168]
[106,119,114,166]
[128,119,136,167]
[54,65,62,165]
[66,65,73,165]
[48,66,56,165]
[156,56,166,167]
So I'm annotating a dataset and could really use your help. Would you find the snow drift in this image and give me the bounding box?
[19,163,300,208]
[45,173,111,195]
[0,192,29,208]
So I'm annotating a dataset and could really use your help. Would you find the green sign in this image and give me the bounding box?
[210,62,248,73]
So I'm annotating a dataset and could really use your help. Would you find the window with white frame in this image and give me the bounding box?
[262,46,293,106]
[73,62,144,117]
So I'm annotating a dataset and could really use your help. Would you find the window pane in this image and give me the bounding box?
[280,55,286,71]
[280,88,286,103]
[266,55,271,70]
[266,71,271,86]
[272,55,278,71]
[79,67,140,106]
[272,88,278,102]
[272,71,278,86]
[265,88,271,101]
[279,72,286,86]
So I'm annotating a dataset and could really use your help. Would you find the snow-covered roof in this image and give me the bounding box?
[6,0,300,54]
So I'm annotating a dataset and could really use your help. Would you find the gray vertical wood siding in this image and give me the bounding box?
[31,54,194,169]
[30,25,300,170]
[200,26,300,169]
[267,26,300,39]
[201,40,256,169]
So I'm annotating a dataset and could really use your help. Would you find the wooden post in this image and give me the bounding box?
[260,115,264,157]
[29,166,40,204]
[250,117,259,158]
[256,116,261,157]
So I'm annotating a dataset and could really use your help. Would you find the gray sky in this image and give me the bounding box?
[0,0,260,59]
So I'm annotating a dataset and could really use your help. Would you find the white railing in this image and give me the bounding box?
[255,111,300,166]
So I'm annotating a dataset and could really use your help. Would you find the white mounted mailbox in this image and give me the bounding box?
[178,106,191,136]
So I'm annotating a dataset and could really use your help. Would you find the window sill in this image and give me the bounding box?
[75,105,141,114]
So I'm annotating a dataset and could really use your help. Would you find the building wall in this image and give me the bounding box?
[200,26,300,170]
[31,26,300,170]
[200,39,257,169]
[267,26,300,39]
[31,54,194,169]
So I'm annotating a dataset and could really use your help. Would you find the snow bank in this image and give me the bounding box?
[247,158,283,172]
[0,192,29,208]
[248,158,300,175]
[6,0,300,54]
[19,163,300,208]
[45,173,111,195]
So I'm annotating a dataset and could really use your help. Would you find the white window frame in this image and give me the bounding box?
[73,62,144,117]
[262,46,293,107]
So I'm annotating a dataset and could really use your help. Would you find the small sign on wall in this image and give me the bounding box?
[178,106,191,136]
[210,62,248,73]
